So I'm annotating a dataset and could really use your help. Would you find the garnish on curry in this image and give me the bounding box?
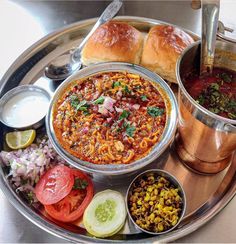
[53,72,167,164]
[184,68,236,120]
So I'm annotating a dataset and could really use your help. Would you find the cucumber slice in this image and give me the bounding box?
[83,189,126,238]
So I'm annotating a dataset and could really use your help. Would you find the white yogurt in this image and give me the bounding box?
[2,91,49,127]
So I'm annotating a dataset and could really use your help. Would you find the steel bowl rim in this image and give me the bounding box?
[125,169,187,235]
[176,40,236,126]
[46,62,178,175]
[0,84,51,129]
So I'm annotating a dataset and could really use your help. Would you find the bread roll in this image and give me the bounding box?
[81,21,144,65]
[141,25,194,83]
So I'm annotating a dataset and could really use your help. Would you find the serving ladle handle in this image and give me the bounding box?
[200,0,220,76]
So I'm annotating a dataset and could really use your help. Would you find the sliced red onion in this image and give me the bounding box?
[133,104,140,110]
[98,105,109,115]
[103,96,116,112]
[115,107,123,113]
[98,96,116,115]
[107,117,112,123]
[116,90,123,99]
[81,127,89,134]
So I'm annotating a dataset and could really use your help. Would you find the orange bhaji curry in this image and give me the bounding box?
[53,72,167,165]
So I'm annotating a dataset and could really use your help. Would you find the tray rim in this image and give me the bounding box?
[0,16,236,243]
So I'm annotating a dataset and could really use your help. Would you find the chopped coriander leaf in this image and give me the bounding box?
[123,85,131,94]
[220,73,232,83]
[73,178,88,190]
[83,111,90,116]
[140,95,148,101]
[227,100,236,109]
[76,100,89,111]
[147,107,164,117]
[196,94,205,105]
[119,110,130,120]
[210,83,220,90]
[79,106,88,111]
[93,96,105,104]
[112,81,121,88]
[70,95,80,108]
[122,121,128,128]
[126,125,136,137]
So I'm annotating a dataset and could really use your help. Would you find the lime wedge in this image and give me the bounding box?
[6,129,36,149]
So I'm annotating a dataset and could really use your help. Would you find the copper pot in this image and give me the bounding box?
[176,40,236,174]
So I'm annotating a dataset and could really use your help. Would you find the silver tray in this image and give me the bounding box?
[0,16,236,243]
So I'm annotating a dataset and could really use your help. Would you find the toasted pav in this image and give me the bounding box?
[81,21,144,65]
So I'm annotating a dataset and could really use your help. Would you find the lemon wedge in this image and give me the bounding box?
[6,129,36,150]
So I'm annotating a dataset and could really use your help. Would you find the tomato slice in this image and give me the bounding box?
[44,169,94,223]
[35,165,74,205]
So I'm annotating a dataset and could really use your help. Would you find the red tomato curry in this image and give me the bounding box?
[184,68,236,120]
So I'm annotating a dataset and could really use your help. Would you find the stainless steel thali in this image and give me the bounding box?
[0,16,236,243]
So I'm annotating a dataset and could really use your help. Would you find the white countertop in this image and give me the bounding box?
[0,0,236,242]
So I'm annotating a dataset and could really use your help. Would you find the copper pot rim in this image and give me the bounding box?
[176,40,236,126]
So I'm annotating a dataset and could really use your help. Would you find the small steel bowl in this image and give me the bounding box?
[0,85,51,129]
[126,169,186,235]
[46,62,178,175]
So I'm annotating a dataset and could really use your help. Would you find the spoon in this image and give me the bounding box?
[45,0,123,81]
[200,0,220,76]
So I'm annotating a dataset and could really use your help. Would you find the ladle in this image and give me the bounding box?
[200,0,220,75]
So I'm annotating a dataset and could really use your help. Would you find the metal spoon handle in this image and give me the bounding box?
[73,0,123,61]
[200,0,220,75]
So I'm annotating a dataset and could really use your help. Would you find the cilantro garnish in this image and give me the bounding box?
[70,96,90,112]
[115,120,136,137]
[93,96,105,104]
[73,178,88,190]
[220,73,232,83]
[112,81,121,88]
[126,125,136,137]
[228,100,236,109]
[76,100,90,112]
[210,83,220,90]
[196,94,205,105]
[83,111,90,116]
[119,110,130,120]
[123,85,131,94]
[195,81,236,118]
[70,95,80,108]
[147,107,164,117]
[140,95,148,101]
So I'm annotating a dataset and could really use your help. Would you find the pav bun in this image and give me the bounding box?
[141,25,194,83]
[81,21,144,65]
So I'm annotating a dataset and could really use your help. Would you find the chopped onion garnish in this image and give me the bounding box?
[0,138,66,203]
[98,96,116,115]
